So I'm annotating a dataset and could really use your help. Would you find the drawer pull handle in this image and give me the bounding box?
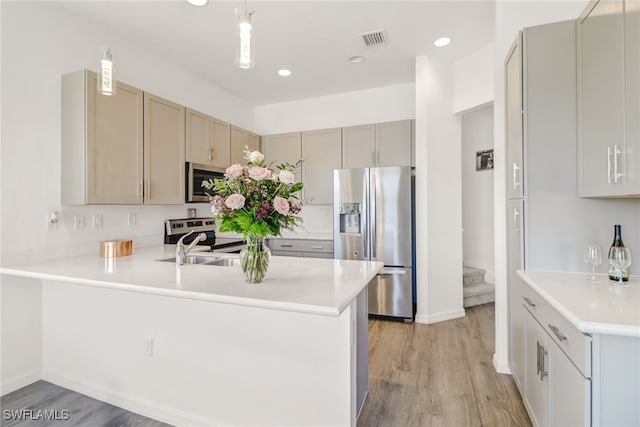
[523,297,536,307]
[548,324,567,342]
[280,244,293,248]
[311,245,324,249]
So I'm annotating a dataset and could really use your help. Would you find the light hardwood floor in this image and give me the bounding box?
[358,302,531,427]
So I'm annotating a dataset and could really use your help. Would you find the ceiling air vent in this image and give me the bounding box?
[360,29,388,47]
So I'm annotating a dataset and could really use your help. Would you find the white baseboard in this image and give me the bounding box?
[42,371,216,427]
[415,308,466,324]
[493,353,511,374]
[1,370,41,396]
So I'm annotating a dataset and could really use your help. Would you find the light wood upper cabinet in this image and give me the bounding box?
[302,128,342,204]
[144,93,185,204]
[62,69,144,205]
[263,132,301,167]
[231,125,261,165]
[578,0,639,197]
[375,120,413,167]
[342,120,413,168]
[185,108,230,169]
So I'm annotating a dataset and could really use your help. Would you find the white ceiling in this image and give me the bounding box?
[57,1,495,106]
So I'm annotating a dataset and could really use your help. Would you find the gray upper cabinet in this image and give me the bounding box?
[302,128,342,204]
[505,32,524,200]
[342,120,413,169]
[62,69,144,205]
[578,0,639,197]
[375,120,413,167]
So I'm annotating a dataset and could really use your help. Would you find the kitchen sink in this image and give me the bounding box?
[156,254,238,266]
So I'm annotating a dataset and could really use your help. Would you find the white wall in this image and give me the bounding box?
[0,2,254,261]
[462,105,494,283]
[453,42,495,114]
[415,56,464,324]
[254,83,415,135]
[493,0,591,373]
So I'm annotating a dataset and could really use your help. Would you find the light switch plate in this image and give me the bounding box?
[73,215,85,230]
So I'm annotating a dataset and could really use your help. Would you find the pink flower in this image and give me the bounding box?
[279,170,295,184]
[273,196,290,216]
[225,164,243,178]
[225,194,245,210]
[249,166,271,181]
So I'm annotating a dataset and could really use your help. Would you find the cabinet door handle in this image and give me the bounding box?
[513,162,521,190]
[607,146,613,184]
[513,208,520,232]
[208,148,213,161]
[280,244,293,248]
[536,341,541,375]
[548,324,567,342]
[540,346,548,380]
[613,144,623,183]
[523,296,536,307]
[137,181,143,199]
[311,245,324,249]
[372,151,376,165]
[145,180,151,199]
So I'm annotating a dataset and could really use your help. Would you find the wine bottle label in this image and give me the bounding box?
[608,262,630,281]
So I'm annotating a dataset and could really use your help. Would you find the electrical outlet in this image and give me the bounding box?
[128,212,137,226]
[93,214,103,229]
[45,211,58,231]
[144,336,154,358]
[73,215,85,230]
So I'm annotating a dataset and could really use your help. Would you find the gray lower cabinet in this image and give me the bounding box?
[267,238,334,258]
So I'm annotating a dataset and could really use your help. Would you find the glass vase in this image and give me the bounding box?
[239,236,271,283]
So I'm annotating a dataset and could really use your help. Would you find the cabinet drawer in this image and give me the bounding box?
[522,282,592,378]
[268,239,333,254]
[271,250,303,257]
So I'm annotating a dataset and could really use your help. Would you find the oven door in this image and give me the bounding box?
[186,163,225,203]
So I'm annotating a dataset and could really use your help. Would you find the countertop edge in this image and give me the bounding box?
[0,267,348,317]
[517,269,640,337]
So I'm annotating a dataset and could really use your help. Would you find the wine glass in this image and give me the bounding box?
[610,247,632,285]
[584,244,603,281]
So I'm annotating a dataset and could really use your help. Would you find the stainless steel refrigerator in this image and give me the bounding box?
[333,166,415,322]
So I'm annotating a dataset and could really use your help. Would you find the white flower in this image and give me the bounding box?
[247,151,265,163]
[273,196,290,216]
[249,166,271,181]
[225,194,245,210]
[289,197,302,210]
[225,164,243,178]
[279,170,295,185]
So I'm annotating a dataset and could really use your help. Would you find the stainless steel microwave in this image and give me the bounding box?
[186,163,225,203]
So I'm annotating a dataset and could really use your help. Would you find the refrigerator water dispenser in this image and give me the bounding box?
[339,203,361,234]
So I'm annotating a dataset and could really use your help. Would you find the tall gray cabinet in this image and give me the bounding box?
[505,19,579,402]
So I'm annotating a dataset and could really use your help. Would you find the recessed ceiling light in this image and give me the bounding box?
[434,37,451,47]
[348,56,364,64]
[187,0,208,6]
[278,69,292,77]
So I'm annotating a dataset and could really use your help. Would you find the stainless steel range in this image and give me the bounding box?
[164,218,246,253]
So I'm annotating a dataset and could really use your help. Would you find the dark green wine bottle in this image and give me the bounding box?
[608,224,629,282]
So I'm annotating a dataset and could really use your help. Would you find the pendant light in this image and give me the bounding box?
[98,2,117,95]
[235,1,255,69]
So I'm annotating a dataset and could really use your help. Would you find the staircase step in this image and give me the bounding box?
[463,281,495,308]
[463,265,485,286]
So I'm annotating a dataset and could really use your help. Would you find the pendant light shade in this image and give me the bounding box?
[98,48,117,96]
[235,6,255,69]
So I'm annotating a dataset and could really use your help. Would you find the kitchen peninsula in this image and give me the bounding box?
[0,246,381,426]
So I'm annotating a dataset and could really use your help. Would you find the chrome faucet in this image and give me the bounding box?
[176,231,207,265]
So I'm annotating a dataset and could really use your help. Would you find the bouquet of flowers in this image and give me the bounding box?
[202,149,303,282]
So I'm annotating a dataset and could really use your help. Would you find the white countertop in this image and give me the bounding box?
[217,231,333,240]
[0,245,381,317]
[517,270,640,337]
